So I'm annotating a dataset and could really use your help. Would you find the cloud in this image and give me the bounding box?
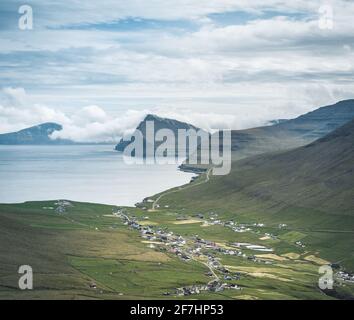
[1,85,353,143]
[0,87,149,142]
[0,87,69,132]
[0,0,323,29]
[0,1,353,132]
[71,105,109,125]
[0,87,290,142]
[51,110,147,143]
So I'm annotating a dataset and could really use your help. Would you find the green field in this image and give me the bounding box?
[1,200,353,300]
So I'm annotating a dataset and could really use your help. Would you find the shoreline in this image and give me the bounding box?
[0,163,208,208]
[178,163,208,174]
[0,145,195,206]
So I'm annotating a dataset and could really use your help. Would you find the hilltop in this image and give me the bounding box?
[156,119,354,269]
[182,99,354,170]
[162,118,354,217]
[115,114,209,156]
[0,123,73,145]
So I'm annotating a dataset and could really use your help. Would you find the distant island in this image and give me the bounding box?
[115,114,209,157]
[0,123,74,145]
[0,122,110,145]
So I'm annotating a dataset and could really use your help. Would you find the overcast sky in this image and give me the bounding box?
[0,0,354,141]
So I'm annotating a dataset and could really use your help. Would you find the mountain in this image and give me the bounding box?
[0,123,73,145]
[182,99,354,169]
[158,119,354,269]
[115,114,209,156]
[230,99,354,158]
[226,118,354,214]
[168,118,354,216]
[267,119,288,126]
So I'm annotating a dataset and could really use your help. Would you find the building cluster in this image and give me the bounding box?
[262,232,277,240]
[172,280,242,297]
[336,271,354,283]
[116,210,190,261]
[115,209,245,296]
[196,213,269,236]
[54,200,73,214]
[295,241,306,248]
[232,242,273,252]
[136,198,170,210]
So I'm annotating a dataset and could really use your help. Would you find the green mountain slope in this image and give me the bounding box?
[162,118,354,217]
[158,120,354,269]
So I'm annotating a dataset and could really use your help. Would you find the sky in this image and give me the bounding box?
[0,0,354,142]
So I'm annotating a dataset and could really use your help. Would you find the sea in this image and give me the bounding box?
[0,145,195,206]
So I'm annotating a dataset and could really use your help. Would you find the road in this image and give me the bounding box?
[194,258,220,283]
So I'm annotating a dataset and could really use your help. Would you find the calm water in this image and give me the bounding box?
[0,145,195,206]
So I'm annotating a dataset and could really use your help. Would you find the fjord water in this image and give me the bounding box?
[0,145,195,206]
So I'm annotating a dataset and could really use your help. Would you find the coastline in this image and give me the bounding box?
[178,163,208,174]
[0,144,195,206]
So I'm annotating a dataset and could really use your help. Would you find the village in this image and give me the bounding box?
[48,202,351,298]
[114,209,246,296]
[30,200,352,300]
[336,271,354,283]
[113,207,290,296]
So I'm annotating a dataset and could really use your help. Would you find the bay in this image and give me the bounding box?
[0,145,195,206]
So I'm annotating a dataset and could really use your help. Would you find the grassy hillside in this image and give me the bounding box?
[1,201,348,300]
[1,115,353,300]
[0,201,213,300]
[155,120,354,270]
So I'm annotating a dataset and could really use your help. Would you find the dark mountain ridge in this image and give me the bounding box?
[163,118,354,217]
[231,99,354,158]
[181,99,354,170]
[158,118,354,271]
[115,114,209,156]
[0,123,74,145]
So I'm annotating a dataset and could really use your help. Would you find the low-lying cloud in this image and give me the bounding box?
[1,87,305,143]
[0,87,146,142]
[0,87,348,143]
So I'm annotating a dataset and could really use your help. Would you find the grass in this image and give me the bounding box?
[3,106,354,300]
[0,201,223,300]
[278,231,306,243]
[1,199,353,300]
[154,173,354,272]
